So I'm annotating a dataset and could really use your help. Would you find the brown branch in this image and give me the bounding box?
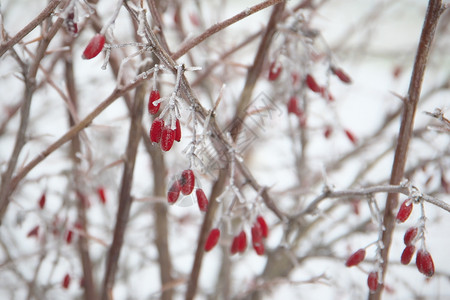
[184,168,229,300]
[185,2,286,299]
[64,52,98,300]
[0,16,64,223]
[229,1,286,139]
[171,0,284,60]
[370,1,444,299]
[101,65,148,300]
[0,0,62,57]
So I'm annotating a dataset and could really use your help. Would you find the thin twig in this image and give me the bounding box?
[171,0,284,60]
[0,0,62,57]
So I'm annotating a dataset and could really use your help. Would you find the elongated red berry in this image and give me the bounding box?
[196,188,209,212]
[231,234,240,254]
[167,180,181,204]
[62,273,71,289]
[345,248,366,267]
[416,249,434,277]
[205,228,220,251]
[324,126,333,138]
[305,74,321,93]
[251,223,265,255]
[367,271,378,292]
[344,129,357,145]
[253,241,265,255]
[396,199,413,223]
[231,230,247,254]
[401,245,416,265]
[175,119,181,142]
[148,90,161,114]
[268,62,282,81]
[251,223,263,244]
[160,126,175,151]
[27,225,39,238]
[97,187,107,204]
[66,230,73,244]
[256,216,269,238]
[238,230,247,253]
[331,66,352,84]
[38,193,46,209]
[287,96,304,117]
[150,118,164,143]
[180,169,195,195]
[82,34,105,59]
[403,227,418,245]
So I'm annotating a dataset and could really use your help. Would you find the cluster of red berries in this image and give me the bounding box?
[396,199,435,277]
[148,90,182,151]
[167,169,209,212]
[204,215,269,255]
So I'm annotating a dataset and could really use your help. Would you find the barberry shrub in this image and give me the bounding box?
[0,0,448,300]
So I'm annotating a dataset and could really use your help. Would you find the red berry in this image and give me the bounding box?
[403,227,418,245]
[251,223,265,255]
[160,126,175,151]
[204,228,220,251]
[396,199,413,223]
[345,248,366,267]
[175,119,181,142]
[65,12,78,35]
[231,234,240,254]
[256,216,269,238]
[66,230,73,244]
[268,62,282,81]
[367,271,378,292]
[148,90,161,115]
[38,193,46,209]
[287,96,304,117]
[344,129,357,145]
[62,273,71,289]
[237,230,247,253]
[324,126,333,139]
[401,245,416,265]
[167,181,181,204]
[331,66,352,84]
[196,188,209,212]
[27,225,39,238]
[180,169,195,195]
[416,249,434,277]
[97,187,107,204]
[82,34,105,59]
[150,118,164,143]
[231,230,247,254]
[253,242,265,255]
[251,223,263,244]
[305,74,321,93]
